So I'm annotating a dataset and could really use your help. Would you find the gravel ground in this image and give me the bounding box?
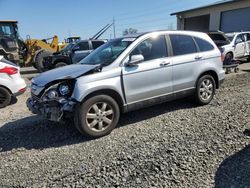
[0,71,249,187]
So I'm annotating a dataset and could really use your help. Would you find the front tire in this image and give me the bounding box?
[55,62,67,68]
[0,87,11,108]
[224,53,233,64]
[194,75,216,105]
[247,55,250,62]
[75,95,120,138]
[35,50,52,72]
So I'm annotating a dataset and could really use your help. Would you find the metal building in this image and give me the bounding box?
[171,0,250,32]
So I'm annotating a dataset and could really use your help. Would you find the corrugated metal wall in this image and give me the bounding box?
[184,15,210,32]
[221,7,250,32]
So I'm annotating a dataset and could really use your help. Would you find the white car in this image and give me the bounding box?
[0,55,26,108]
[208,31,235,63]
[226,31,250,60]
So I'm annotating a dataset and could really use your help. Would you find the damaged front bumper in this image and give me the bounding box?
[26,97,76,122]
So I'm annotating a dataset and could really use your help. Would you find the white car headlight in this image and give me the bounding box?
[59,84,70,96]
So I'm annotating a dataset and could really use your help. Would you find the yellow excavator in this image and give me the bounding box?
[25,35,81,71]
[25,35,63,71]
[0,20,80,71]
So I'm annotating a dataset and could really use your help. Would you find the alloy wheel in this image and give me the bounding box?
[86,102,114,132]
[199,79,214,101]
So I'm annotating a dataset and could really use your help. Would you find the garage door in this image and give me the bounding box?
[184,15,210,32]
[221,7,250,32]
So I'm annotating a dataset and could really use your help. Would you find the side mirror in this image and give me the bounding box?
[127,54,144,66]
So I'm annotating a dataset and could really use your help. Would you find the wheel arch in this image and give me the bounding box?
[0,85,12,94]
[196,70,219,89]
[80,89,125,112]
[226,51,234,59]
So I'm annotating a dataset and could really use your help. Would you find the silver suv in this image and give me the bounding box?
[27,31,225,138]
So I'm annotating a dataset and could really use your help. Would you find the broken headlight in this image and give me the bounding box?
[47,89,59,99]
[41,80,74,102]
[58,83,70,96]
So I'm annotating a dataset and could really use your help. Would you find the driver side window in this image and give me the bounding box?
[130,35,168,62]
[235,34,244,44]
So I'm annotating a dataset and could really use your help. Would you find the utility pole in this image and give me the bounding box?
[68,29,71,37]
[113,16,116,38]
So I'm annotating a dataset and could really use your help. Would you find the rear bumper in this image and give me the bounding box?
[219,78,225,87]
[218,69,225,88]
[13,87,27,96]
[1,74,27,95]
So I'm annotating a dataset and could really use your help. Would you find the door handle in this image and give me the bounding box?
[160,61,170,66]
[195,55,202,60]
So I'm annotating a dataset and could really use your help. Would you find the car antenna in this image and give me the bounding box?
[90,24,113,40]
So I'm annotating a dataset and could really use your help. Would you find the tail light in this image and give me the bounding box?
[0,66,18,75]
[221,53,225,63]
[18,87,27,94]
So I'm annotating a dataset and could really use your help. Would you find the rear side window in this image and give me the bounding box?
[244,33,250,41]
[92,41,105,49]
[78,42,89,50]
[194,37,214,52]
[170,35,197,56]
[247,33,250,41]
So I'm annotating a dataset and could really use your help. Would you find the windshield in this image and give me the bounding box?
[0,23,17,38]
[66,37,80,43]
[79,38,135,65]
[61,43,74,52]
[226,34,235,42]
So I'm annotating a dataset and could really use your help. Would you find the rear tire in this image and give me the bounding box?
[75,95,120,138]
[0,87,11,108]
[224,53,233,64]
[194,75,216,105]
[247,55,250,62]
[35,50,52,72]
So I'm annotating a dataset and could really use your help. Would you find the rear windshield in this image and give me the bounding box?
[208,33,230,47]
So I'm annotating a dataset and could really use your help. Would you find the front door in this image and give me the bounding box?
[122,35,173,104]
[71,41,92,63]
[234,34,246,58]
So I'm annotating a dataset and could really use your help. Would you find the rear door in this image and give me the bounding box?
[243,33,250,56]
[122,35,173,104]
[169,34,200,92]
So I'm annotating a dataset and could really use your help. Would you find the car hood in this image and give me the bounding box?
[33,64,99,87]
